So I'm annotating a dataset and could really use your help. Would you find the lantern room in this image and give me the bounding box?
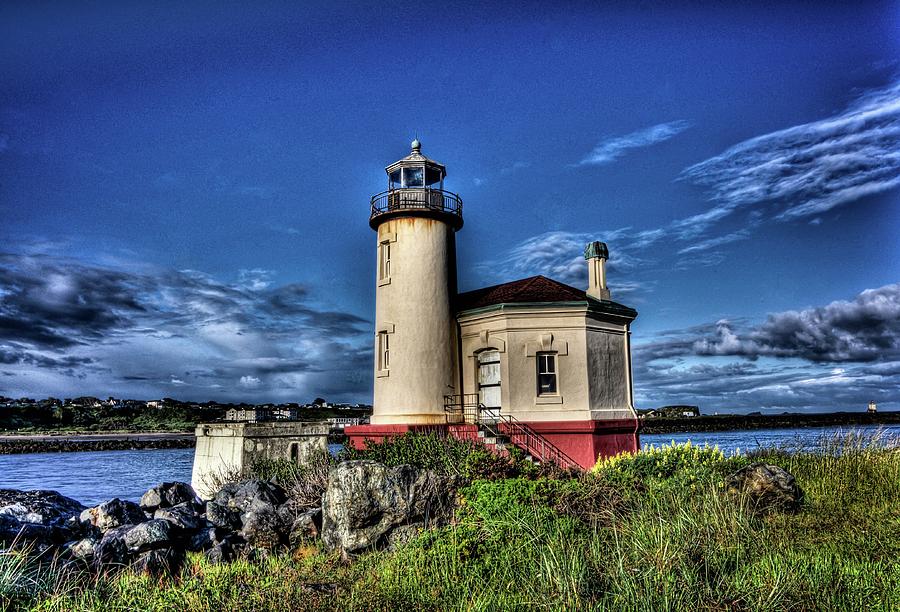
[369,139,463,230]
[386,139,445,190]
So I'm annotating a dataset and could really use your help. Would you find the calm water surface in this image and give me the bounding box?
[1,427,898,506]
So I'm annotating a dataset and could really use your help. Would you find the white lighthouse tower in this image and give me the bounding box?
[368,140,463,425]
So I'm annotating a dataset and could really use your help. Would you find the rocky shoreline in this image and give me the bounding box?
[0,433,195,454]
[0,460,460,576]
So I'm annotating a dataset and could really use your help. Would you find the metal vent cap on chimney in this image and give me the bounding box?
[584,241,609,260]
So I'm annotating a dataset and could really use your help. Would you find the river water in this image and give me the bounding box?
[1,426,898,506]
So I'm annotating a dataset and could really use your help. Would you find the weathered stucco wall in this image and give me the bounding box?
[191,421,329,499]
[586,321,634,420]
[458,304,636,422]
[372,216,457,424]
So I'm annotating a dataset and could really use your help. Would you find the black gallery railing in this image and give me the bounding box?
[370,188,463,222]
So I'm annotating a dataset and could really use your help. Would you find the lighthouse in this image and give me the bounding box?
[368,140,463,425]
[346,141,640,469]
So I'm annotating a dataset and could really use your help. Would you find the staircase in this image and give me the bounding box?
[443,394,581,471]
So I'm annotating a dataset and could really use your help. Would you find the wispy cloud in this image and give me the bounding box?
[677,229,751,254]
[681,79,900,221]
[472,229,649,299]
[578,120,692,166]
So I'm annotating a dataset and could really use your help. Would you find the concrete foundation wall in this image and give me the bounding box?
[191,421,329,499]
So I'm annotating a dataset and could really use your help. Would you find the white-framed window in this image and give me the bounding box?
[378,240,391,281]
[378,331,390,371]
[536,352,557,395]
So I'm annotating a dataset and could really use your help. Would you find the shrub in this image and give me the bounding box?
[338,433,541,480]
[593,440,748,491]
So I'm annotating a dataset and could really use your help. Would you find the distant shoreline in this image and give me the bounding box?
[640,411,900,434]
[0,432,195,454]
[1,412,898,454]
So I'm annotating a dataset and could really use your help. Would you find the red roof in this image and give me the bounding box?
[456,275,588,311]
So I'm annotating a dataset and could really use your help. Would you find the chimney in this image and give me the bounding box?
[584,241,610,301]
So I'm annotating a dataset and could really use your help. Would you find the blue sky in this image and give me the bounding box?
[1,1,898,412]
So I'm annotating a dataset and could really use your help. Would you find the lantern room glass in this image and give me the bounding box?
[388,165,444,191]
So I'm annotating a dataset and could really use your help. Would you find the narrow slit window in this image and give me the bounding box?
[379,241,391,280]
[537,352,557,395]
[379,331,390,371]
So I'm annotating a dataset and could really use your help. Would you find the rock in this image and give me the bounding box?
[188,527,225,552]
[229,480,287,514]
[385,524,421,550]
[205,540,235,564]
[0,490,85,529]
[80,498,145,533]
[288,508,322,545]
[154,502,202,531]
[0,513,67,549]
[140,482,197,512]
[95,525,133,566]
[725,463,804,513]
[320,461,458,557]
[206,501,242,530]
[239,509,284,550]
[214,483,242,506]
[123,519,175,553]
[66,537,97,561]
[131,547,184,576]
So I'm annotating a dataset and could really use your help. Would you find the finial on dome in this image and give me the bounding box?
[411,138,421,153]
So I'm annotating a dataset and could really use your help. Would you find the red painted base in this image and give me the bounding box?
[345,419,639,470]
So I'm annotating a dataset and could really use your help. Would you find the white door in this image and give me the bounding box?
[478,350,501,419]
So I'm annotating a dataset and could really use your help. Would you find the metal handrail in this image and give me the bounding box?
[443,394,581,471]
[370,187,463,222]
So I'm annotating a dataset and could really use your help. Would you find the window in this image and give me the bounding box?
[537,353,557,395]
[378,331,390,371]
[379,240,391,280]
[402,166,424,187]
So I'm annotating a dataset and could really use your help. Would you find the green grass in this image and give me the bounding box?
[19,432,900,611]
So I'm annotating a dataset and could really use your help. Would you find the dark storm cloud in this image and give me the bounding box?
[693,283,900,363]
[632,283,900,411]
[0,252,372,400]
[0,253,148,348]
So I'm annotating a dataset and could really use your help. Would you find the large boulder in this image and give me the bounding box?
[725,463,804,513]
[131,547,184,577]
[228,480,287,514]
[0,514,67,549]
[154,501,203,531]
[320,461,458,557]
[123,519,175,553]
[0,490,85,528]
[239,509,284,550]
[0,490,86,549]
[140,482,197,512]
[94,525,133,567]
[206,501,242,530]
[80,498,145,533]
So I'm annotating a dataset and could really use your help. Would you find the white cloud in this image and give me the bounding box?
[239,375,262,389]
[578,120,692,166]
[681,79,900,221]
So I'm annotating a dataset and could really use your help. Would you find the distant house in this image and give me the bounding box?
[639,405,701,419]
[226,408,274,422]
